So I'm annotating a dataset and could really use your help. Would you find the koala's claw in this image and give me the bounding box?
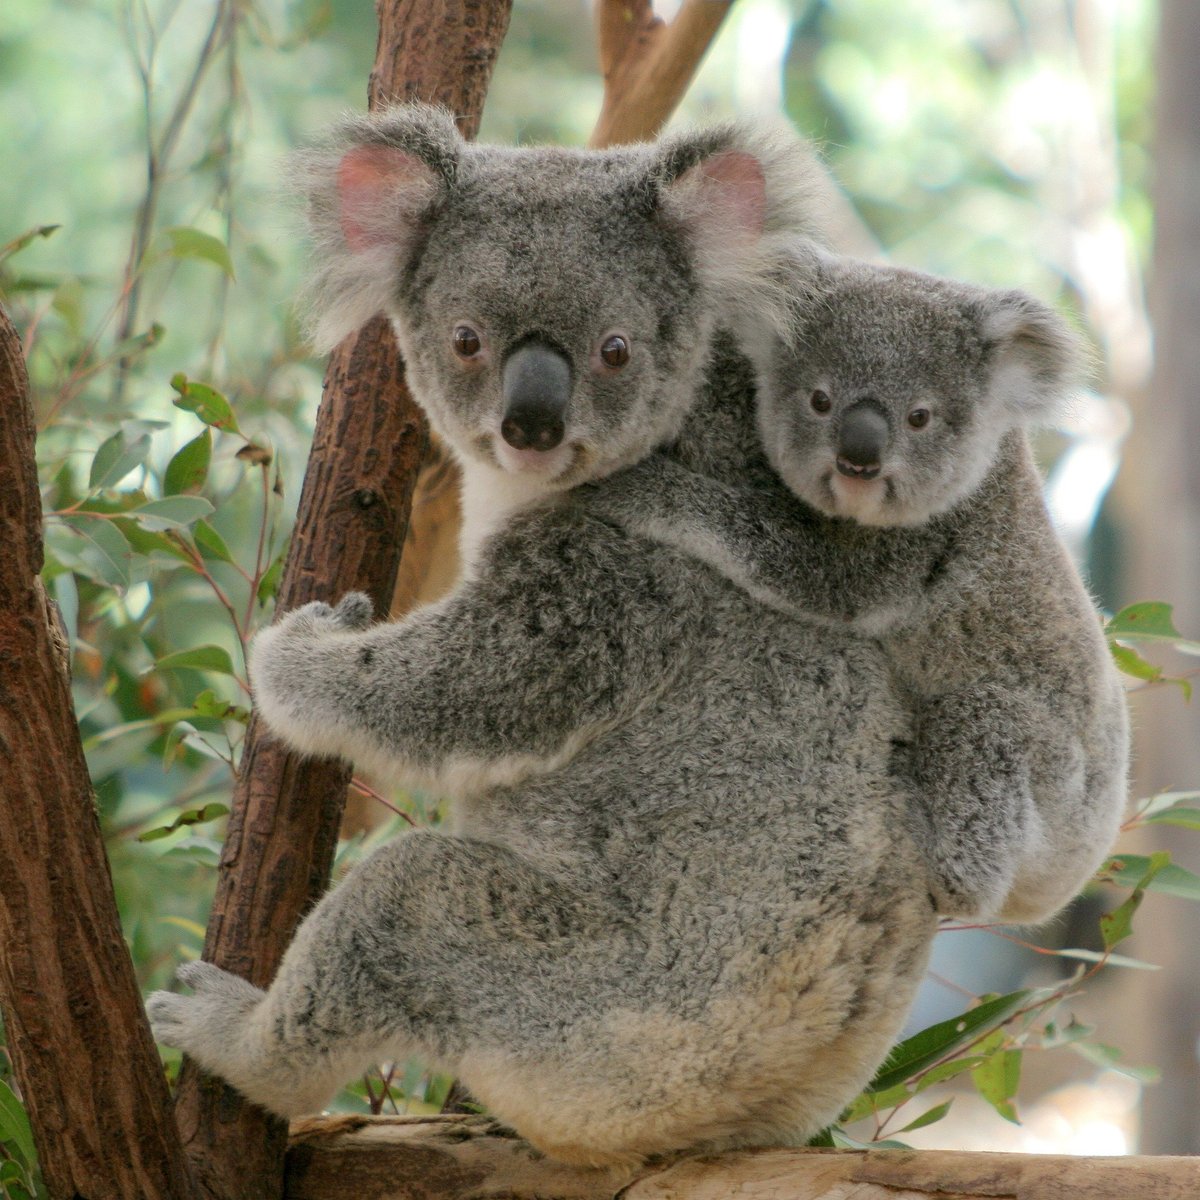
[175,959,231,991]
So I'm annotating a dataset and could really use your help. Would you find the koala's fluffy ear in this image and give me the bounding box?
[977,290,1089,426]
[653,123,829,337]
[292,105,462,351]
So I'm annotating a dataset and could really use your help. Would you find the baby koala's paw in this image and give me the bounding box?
[146,961,264,1064]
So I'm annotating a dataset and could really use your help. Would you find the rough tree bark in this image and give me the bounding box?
[281,1115,1200,1200]
[0,309,200,1198]
[169,4,514,1197]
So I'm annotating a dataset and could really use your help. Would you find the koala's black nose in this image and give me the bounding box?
[836,400,889,480]
[500,341,572,452]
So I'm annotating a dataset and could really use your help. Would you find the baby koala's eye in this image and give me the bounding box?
[810,390,832,414]
[453,325,482,359]
[599,334,630,368]
[907,407,931,430]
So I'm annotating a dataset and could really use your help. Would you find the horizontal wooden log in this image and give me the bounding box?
[284,1114,1200,1200]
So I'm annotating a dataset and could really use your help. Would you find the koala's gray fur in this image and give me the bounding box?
[586,252,1130,924]
[146,109,939,1166]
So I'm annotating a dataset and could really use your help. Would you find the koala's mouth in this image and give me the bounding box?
[823,468,896,526]
[835,457,881,481]
[485,433,586,481]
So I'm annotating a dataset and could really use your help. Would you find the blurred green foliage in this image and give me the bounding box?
[0,0,1189,1185]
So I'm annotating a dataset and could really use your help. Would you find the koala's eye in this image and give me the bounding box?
[599,334,630,369]
[810,390,832,414]
[452,325,482,359]
[907,407,931,430]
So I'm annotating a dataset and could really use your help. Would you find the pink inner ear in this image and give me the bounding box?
[697,150,767,240]
[336,145,429,252]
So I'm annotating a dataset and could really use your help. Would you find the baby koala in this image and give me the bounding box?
[589,252,1129,923]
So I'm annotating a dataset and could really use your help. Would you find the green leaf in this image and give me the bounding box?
[0,223,60,264]
[161,835,223,868]
[60,515,132,586]
[1069,1040,1160,1084]
[170,374,241,433]
[1100,850,1171,949]
[829,1128,911,1151]
[897,1098,953,1134]
[193,688,249,723]
[913,1054,987,1091]
[111,322,165,361]
[971,1042,1021,1125]
[138,802,230,843]
[157,226,235,279]
[1140,789,1200,817]
[1108,642,1162,684]
[866,990,1030,1095]
[89,429,153,491]
[0,1079,37,1172]
[1142,807,1200,830]
[163,428,212,495]
[1106,601,1200,656]
[1053,947,1160,971]
[194,519,233,563]
[155,645,235,675]
[130,496,215,531]
[257,551,285,606]
[1103,853,1200,902]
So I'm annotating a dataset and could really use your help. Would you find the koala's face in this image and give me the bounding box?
[298,106,825,494]
[391,150,705,487]
[757,261,1080,526]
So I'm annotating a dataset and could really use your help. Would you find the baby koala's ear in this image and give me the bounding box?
[976,290,1090,426]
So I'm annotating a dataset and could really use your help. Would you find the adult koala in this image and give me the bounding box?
[147,107,937,1167]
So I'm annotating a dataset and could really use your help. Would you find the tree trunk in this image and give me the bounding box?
[170,4,513,1196]
[0,308,200,1199]
[283,1115,1200,1200]
[1113,0,1200,1155]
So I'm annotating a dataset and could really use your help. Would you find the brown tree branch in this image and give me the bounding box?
[0,306,200,1198]
[589,0,734,149]
[170,4,513,1197]
[282,1115,1200,1200]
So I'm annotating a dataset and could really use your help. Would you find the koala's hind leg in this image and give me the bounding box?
[146,829,604,1118]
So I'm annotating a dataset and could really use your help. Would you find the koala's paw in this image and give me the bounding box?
[146,961,264,1062]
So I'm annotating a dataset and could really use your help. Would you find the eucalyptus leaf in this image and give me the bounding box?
[60,516,132,586]
[0,223,60,264]
[1106,601,1200,656]
[0,1079,37,1172]
[138,802,230,842]
[1100,851,1170,948]
[866,990,1030,1095]
[89,429,152,491]
[170,373,241,433]
[155,645,235,676]
[164,428,212,495]
[897,1098,953,1133]
[130,495,215,531]
[194,519,234,564]
[1103,853,1200,902]
[157,226,235,278]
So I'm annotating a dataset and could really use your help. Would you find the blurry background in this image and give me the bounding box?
[1,0,1196,1157]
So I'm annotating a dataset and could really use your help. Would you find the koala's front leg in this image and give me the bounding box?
[146,831,601,1118]
[248,515,693,788]
[905,685,1040,921]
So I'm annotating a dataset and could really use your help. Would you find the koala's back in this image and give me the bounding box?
[889,432,1129,922]
[451,544,935,1165]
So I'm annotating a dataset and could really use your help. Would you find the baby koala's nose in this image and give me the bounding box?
[836,399,888,480]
